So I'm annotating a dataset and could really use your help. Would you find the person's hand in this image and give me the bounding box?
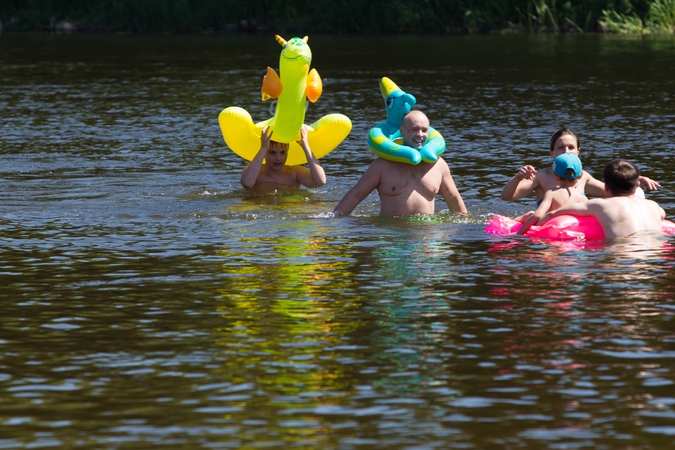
[517,165,537,180]
[638,175,661,191]
[260,126,273,150]
[296,124,310,149]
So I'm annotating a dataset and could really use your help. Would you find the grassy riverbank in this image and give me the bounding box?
[0,0,673,34]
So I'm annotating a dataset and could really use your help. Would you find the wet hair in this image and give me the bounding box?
[269,140,289,150]
[549,127,579,152]
[602,159,640,196]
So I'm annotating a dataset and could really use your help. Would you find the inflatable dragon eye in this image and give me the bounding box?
[386,97,394,109]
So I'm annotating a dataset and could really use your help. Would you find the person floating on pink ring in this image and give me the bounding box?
[538,159,666,239]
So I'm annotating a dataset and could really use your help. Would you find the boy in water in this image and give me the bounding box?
[501,128,659,204]
[539,159,666,239]
[240,125,326,191]
[516,153,587,235]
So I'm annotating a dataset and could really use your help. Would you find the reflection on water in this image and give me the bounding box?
[1,33,675,448]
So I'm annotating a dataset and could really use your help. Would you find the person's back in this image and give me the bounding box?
[539,159,666,239]
[547,185,587,211]
[586,196,664,238]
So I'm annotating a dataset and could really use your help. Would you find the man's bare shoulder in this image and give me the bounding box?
[433,157,451,172]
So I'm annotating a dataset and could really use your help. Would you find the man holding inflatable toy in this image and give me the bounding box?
[240,124,326,191]
[334,110,467,217]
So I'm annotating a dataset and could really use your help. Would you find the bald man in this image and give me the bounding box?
[334,110,467,217]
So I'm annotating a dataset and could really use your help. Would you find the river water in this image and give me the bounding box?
[1,33,675,449]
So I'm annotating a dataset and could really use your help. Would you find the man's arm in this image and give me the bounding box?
[538,201,594,226]
[334,164,381,216]
[516,191,553,235]
[501,165,538,201]
[439,162,468,214]
[585,173,661,197]
[295,125,326,188]
[240,126,272,189]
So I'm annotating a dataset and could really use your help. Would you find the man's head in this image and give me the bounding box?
[603,159,640,197]
[264,141,290,170]
[552,153,583,181]
[400,110,429,149]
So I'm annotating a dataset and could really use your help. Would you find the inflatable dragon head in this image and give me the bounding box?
[275,35,312,66]
[379,77,417,127]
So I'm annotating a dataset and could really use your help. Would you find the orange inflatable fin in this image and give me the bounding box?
[261,67,282,101]
[305,68,322,103]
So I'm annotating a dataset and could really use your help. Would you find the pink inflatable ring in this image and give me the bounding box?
[485,214,675,240]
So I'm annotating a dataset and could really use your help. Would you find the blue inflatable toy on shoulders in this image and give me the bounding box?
[366,77,445,165]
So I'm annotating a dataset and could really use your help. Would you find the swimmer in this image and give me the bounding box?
[516,153,588,235]
[539,159,666,239]
[334,110,467,217]
[240,124,326,191]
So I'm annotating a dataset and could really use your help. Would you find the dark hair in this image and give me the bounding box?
[603,159,640,196]
[550,128,579,152]
[269,140,289,150]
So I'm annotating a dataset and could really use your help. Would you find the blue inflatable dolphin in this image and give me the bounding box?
[366,77,445,165]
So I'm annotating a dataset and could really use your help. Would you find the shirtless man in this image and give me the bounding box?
[539,159,665,238]
[240,124,326,191]
[334,110,467,216]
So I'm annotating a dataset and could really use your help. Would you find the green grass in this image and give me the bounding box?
[0,0,672,34]
[600,0,675,33]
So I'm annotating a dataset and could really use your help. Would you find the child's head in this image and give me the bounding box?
[552,153,583,182]
[603,159,640,196]
[549,128,580,158]
[265,141,290,166]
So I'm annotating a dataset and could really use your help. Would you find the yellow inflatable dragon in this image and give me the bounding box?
[218,35,351,166]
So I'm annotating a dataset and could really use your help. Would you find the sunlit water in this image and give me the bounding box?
[1,33,675,449]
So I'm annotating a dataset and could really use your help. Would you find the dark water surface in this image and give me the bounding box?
[1,33,675,449]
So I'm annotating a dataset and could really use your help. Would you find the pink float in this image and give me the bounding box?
[485,214,675,240]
